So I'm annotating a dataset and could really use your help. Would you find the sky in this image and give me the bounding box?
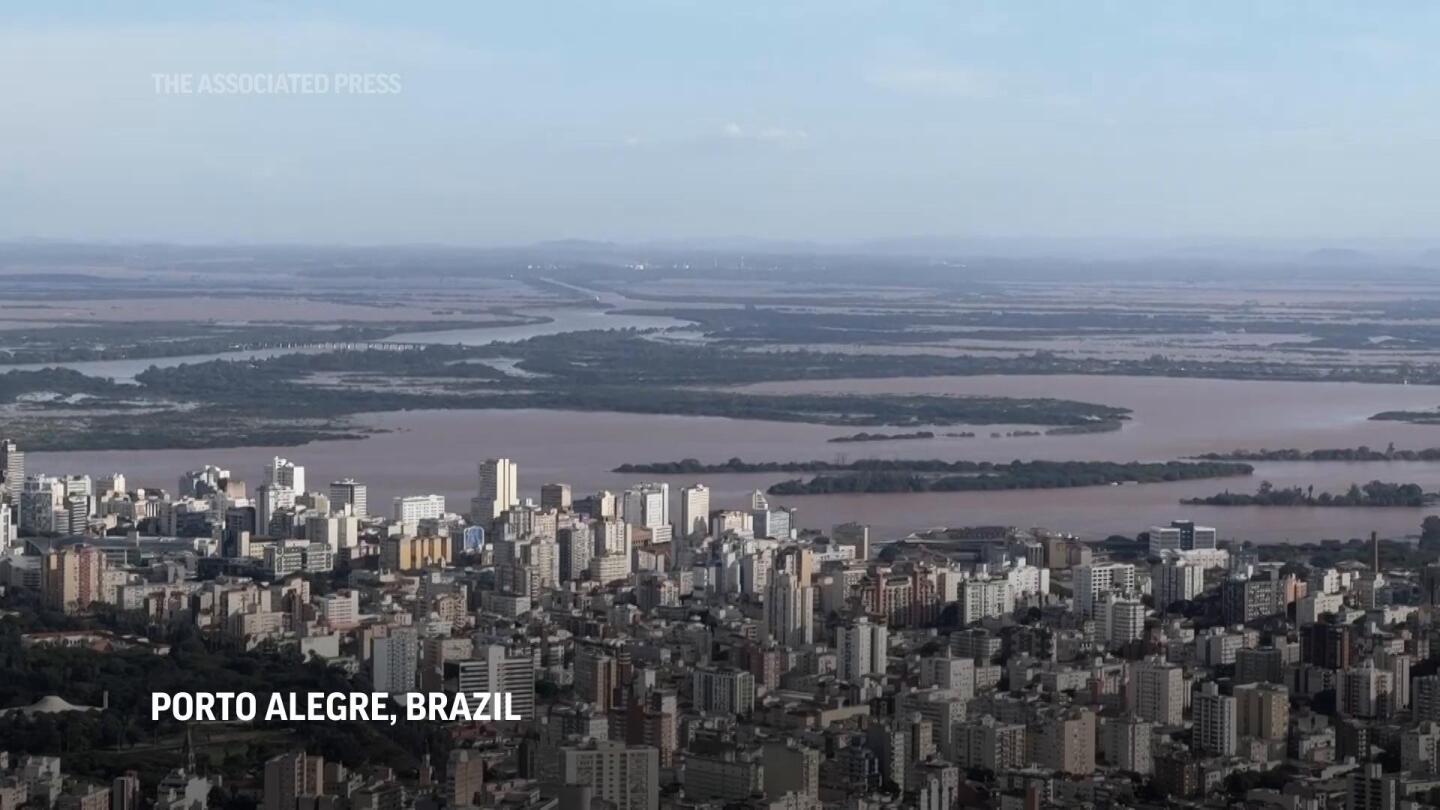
[2,1,1438,246]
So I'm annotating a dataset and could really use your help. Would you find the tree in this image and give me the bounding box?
[1423,516,1440,550]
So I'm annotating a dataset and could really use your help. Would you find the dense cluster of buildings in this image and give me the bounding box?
[3,439,1440,809]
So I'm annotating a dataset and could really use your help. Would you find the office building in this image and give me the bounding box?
[0,438,24,501]
[328,479,367,517]
[622,482,669,531]
[473,459,519,522]
[679,484,709,540]
[1147,521,1217,556]
[256,484,295,535]
[392,493,445,529]
[754,507,793,540]
[449,644,535,720]
[265,457,305,496]
[539,482,572,512]
[832,522,871,561]
[1074,563,1135,616]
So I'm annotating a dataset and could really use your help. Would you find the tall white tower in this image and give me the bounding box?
[473,458,519,522]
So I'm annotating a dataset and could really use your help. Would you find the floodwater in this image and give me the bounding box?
[380,308,691,345]
[29,374,1440,543]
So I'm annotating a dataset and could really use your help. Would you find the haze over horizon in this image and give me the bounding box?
[5,1,1439,245]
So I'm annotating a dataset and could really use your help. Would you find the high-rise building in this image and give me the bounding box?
[575,644,619,712]
[710,510,753,540]
[692,667,755,715]
[447,750,485,809]
[1100,716,1153,775]
[679,484,709,540]
[754,507,793,540]
[761,739,822,802]
[61,495,90,535]
[591,490,617,520]
[20,474,65,535]
[1096,594,1146,645]
[1193,682,1237,755]
[1148,520,1217,556]
[262,752,323,810]
[837,616,889,683]
[956,716,1026,772]
[265,456,305,495]
[0,438,25,501]
[540,482,572,512]
[832,522,871,561]
[1415,675,1440,723]
[1235,682,1289,741]
[1130,658,1184,726]
[1153,556,1206,610]
[473,459,518,522]
[0,504,14,551]
[41,543,108,614]
[1036,708,1096,775]
[179,465,231,498]
[382,535,451,571]
[765,570,814,647]
[897,689,968,760]
[1074,563,1135,616]
[918,655,975,699]
[1340,662,1395,719]
[222,506,257,557]
[559,741,659,810]
[256,484,295,535]
[328,479,367,517]
[1348,763,1399,810]
[392,493,445,527]
[1235,645,1292,685]
[1302,619,1352,670]
[559,524,594,581]
[1221,574,1286,624]
[593,518,630,557]
[1402,722,1440,777]
[372,627,419,694]
[623,482,669,529]
[449,644,535,720]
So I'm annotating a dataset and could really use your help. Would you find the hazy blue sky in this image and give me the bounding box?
[2,1,1437,245]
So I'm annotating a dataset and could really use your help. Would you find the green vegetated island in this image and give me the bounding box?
[0,317,548,366]
[1372,409,1440,425]
[0,330,1136,451]
[1193,445,1440,462]
[828,431,936,443]
[612,457,1254,495]
[1181,480,1434,507]
[826,422,1124,444]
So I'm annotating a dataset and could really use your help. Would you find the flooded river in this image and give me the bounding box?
[30,374,1440,543]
